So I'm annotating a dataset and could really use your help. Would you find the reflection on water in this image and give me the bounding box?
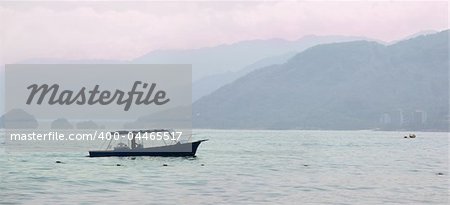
[0,130,448,204]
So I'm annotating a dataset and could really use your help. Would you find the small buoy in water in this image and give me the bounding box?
[437,172,444,175]
[55,161,63,164]
[303,164,309,167]
[201,164,205,166]
[130,157,136,160]
[404,136,408,138]
[116,164,122,166]
[163,164,168,166]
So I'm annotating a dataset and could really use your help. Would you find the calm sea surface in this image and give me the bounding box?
[0,130,448,204]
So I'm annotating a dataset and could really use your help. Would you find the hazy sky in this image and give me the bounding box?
[0,1,448,64]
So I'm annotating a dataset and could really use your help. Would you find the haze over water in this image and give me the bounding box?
[0,130,448,204]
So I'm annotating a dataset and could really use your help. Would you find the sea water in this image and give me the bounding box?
[0,130,448,204]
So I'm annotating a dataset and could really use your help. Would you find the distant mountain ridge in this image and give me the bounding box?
[134,35,373,101]
[133,35,372,81]
[193,30,449,131]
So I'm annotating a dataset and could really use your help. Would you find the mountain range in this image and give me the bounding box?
[133,35,371,100]
[193,30,449,131]
[1,31,446,131]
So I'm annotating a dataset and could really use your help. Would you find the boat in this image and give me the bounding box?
[89,129,207,157]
